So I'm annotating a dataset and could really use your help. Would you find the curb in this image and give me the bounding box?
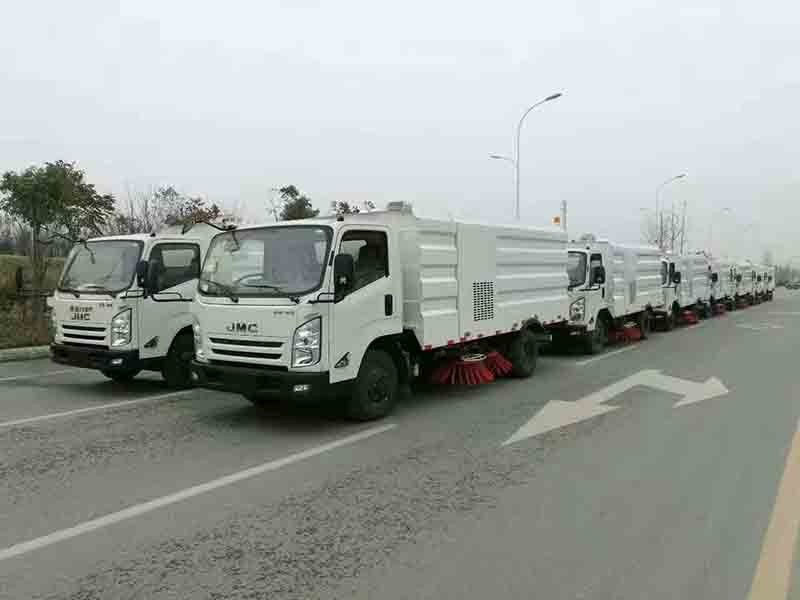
[0,346,50,363]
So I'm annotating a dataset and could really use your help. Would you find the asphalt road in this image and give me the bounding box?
[1,292,799,599]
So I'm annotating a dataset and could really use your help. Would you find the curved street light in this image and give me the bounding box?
[655,173,686,249]
[490,92,563,221]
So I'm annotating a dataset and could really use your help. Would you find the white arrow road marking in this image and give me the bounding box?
[504,370,730,445]
[503,401,618,446]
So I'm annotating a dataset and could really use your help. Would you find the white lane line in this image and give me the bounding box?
[0,423,396,562]
[0,369,74,383]
[0,390,194,430]
[747,418,800,600]
[574,345,636,366]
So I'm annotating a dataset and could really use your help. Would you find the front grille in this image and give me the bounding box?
[63,324,105,332]
[208,335,285,366]
[209,337,281,348]
[208,359,288,372]
[60,324,107,346]
[213,348,281,360]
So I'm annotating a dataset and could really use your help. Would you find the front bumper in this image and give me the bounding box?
[51,343,140,371]
[191,360,333,399]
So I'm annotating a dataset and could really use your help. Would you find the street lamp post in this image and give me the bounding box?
[655,173,686,250]
[491,92,563,221]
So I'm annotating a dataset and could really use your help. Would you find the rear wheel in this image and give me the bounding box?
[347,350,398,421]
[101,369,140,383]
[583,317,607,355]
[509,328,539,376]
[162,333,195,389]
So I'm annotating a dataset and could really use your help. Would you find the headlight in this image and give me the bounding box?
[292,317,321,367]
[110,308,132,347]
[570,297,586,322]
[192,315,208,362]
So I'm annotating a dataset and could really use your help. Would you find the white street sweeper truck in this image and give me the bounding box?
[190,203,569,420]
[49,225,216,386]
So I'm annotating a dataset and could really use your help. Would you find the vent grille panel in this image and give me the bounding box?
[472,281,495,321]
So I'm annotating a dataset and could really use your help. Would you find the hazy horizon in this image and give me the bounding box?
[2,0,798,263]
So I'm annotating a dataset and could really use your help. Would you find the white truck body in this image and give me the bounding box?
[191,204,568,417]
[676,252,712,309]
[563,240,662,343]
[49,226,216,385]
[737,261,756,299]
[717,261,738,300]
[709,259,723,302]
[766,265,776,298]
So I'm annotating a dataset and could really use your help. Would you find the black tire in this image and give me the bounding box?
[638,311,651,339]
[347,350,398,421]
[703,303,713,319]
[664,310,676,331]
[101,369,140,383]
[583,316,606,355]
[509,328,539,376]
[162,333,195,389]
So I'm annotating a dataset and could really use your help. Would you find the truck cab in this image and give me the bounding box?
[49,226,214,386]
[563,240,661,352]
[656,256,681,329]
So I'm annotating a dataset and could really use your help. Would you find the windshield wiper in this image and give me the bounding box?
[242,283,284,290]
[200,278,239,303]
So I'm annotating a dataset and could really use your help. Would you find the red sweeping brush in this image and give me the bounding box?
[485,351,513,377]
[430,353,495,385]
[622,321,642,342]
[681,310,699,325]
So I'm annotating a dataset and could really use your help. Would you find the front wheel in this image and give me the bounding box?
[509,328,539,376]
[638,311,651,339]
[583,317,607,354]
[162,333,195,389]
[347,350,398,421]
[101,369,140,383]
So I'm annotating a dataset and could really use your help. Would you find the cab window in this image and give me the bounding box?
[148,244,201,292]
[340,231,388,291]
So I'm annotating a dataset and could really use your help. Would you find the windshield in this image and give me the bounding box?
[200,226,332,298]
[567,251,587,288]
[59,240,143,294]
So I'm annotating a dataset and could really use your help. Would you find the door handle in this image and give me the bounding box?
[384,294,393,316]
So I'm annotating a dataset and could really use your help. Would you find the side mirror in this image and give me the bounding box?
[333,253,355,297]
[757,276,762,282]
[672,271,682,285]
[146,260,160,294]
[592,265,606,285]
[711,273,719,283]
[136,260,149,288]
[736,274,743,283]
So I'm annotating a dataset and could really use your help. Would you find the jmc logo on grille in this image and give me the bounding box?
[69,306,92,321]
[226,322,258,334]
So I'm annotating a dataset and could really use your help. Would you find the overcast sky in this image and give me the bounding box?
[2,0,798,262]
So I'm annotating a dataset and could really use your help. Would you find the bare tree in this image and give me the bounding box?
[641,207,687,252]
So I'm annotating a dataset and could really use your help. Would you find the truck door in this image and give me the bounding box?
[329,228,402,384]
[139,242,201,360]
